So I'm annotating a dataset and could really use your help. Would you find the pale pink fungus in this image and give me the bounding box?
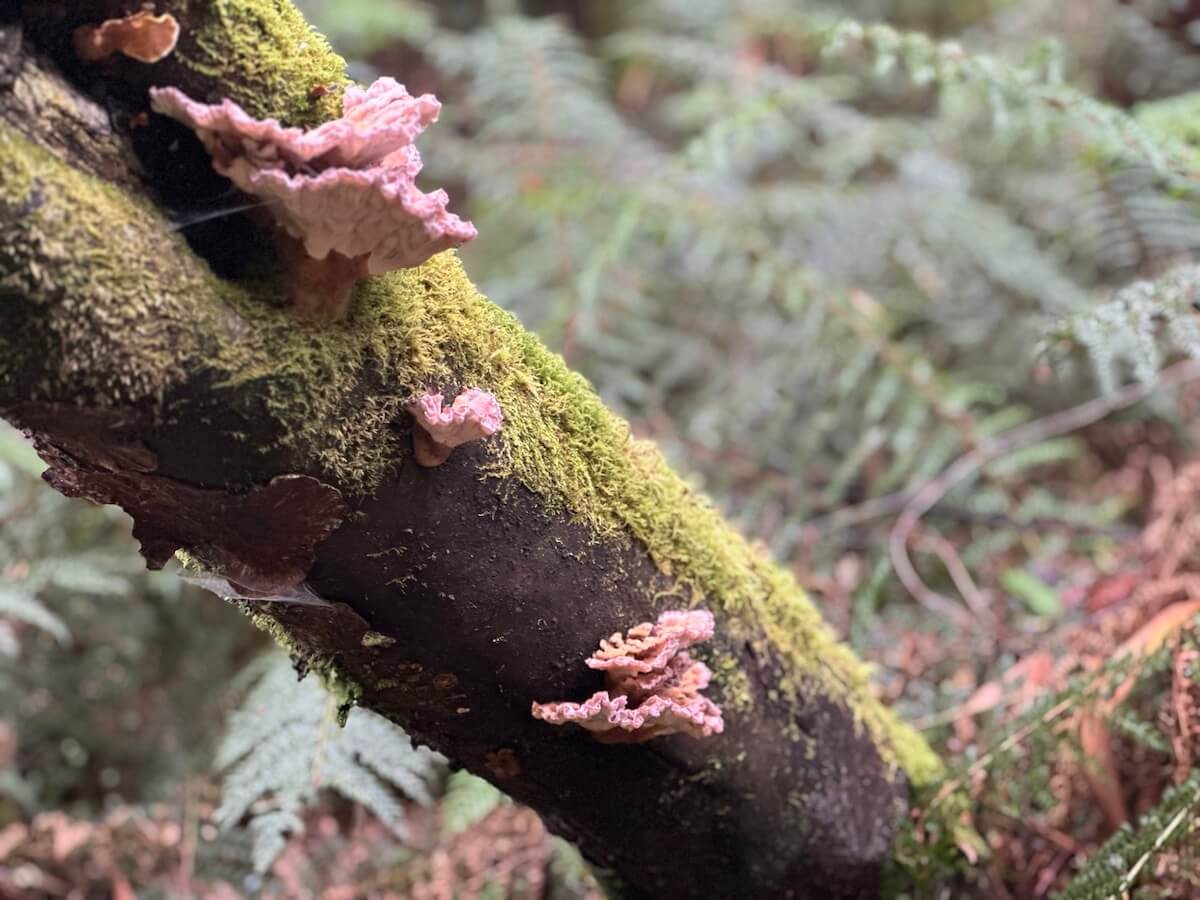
[148,77,477,317]
[407,388,503,467]
[74,11,181,64]
[531,609,724,743]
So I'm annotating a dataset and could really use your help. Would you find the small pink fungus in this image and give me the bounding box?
[407,388,503,467]
[74,11,180,64]
[148,77,476,317]
[532,609,724,743]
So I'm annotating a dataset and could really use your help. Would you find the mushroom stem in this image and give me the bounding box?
[406,389,504,467]
[274,232,369,317]
[411,426,455,467]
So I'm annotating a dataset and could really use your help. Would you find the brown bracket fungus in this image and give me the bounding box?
[531,609,725,743]
[148,77,476,317]
[407,389,503,467]
[5,402,345,597]
[73,11,180,64]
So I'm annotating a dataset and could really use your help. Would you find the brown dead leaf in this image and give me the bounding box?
[1079,598,1200,830]
[1086,571,1140,613]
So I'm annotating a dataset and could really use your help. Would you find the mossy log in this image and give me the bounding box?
[0,3,942,897]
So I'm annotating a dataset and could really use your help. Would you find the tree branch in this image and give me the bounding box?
[0,4,941,896]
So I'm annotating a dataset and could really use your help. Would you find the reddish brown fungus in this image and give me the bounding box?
[73,11,180,64]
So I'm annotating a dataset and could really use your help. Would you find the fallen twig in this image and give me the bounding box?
[890,359,1200,620]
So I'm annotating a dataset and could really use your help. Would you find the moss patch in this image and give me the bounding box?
[177,0,348,126]
[245,607,361,726]
[0,127,225,403]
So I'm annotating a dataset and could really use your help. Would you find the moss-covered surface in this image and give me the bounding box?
[175,0,349,126]
[0,126,225,403]
[207,254,942,786]
[0,119,940,787]
[2,0,943,793]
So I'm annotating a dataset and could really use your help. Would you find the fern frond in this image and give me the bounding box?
[247,808,305,875]
[36,558,132,597]
[1137,91,1200,171]
[215,653,446,871]
[440,769,505,837]
[0,586,68,644]
[427,16,648,156]
[821,21,1195,184]
[1056,772,1200,900]
[1043,264,1200,392]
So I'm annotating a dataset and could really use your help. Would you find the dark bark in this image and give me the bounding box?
[0,4,942,897]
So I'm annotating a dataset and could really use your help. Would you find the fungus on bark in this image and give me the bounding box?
[531,609,725,743]
[407,389,503,467]
[148,77,476,317]
[73,11,180,64]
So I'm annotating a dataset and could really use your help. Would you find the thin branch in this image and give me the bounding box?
[800,494,1139,538]
[890,359,1200,619]
[915,529,994,627]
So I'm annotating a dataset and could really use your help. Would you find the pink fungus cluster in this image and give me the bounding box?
[531,609,724,743]
[149,77,476,317]
[407,389,503,467]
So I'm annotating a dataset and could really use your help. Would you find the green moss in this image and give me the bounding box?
[325,668,363,726]
[712,654,755,714]
[177,0,348,125]
[0,127,225,403]
[883,788,981,897]
[244,607,362,726]
[247,608,300,654]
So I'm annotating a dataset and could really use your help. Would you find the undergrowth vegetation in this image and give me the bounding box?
[3,0,1200,896]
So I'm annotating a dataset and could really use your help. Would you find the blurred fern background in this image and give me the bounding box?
[4,0,1200,896]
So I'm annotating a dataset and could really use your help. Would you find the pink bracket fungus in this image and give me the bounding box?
[407,389,503,467]
[73,11,181,64]
[148,77,477,317]
[531,609,725,743]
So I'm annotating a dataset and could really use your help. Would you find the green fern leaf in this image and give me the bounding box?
[440,769,505,837]
[215,653,446,871]
[0,586,68,644]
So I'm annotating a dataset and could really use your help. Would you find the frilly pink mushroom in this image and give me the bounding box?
[531,609,725,743]
[148,77,476,317]
[407,388,503,467]
[74,11,181,64]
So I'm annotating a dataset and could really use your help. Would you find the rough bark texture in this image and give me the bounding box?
[0,3,943,897]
